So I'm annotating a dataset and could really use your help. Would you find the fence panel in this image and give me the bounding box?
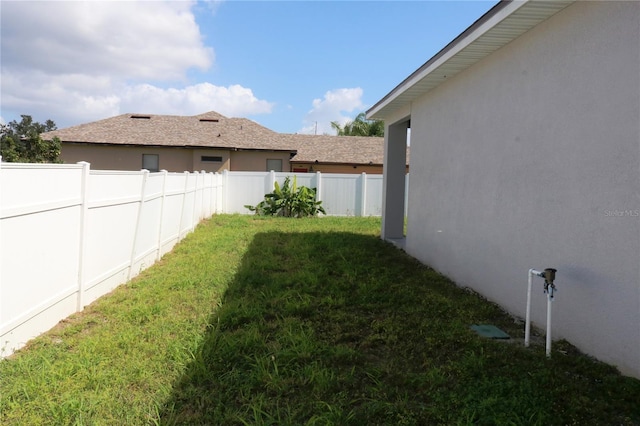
[180,173,197,237]
[129,172,164,279]
[281,172,317,189]
[201,172,213,218]
[82,171,145,304]
[226,171,272,214]
[193,172,205,223]
[0,164,85,356]
[364,174,384,216]
[223,171,392,217]
[318,173,361,216]
[0,163,216,357]
[158,172,185,254]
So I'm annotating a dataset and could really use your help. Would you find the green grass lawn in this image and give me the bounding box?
[1,215,639,425]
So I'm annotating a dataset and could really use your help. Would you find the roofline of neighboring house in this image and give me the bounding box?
[366,0,573,121]
[290,160,383,167]
[232,147,296,154]
[60,140,295,153]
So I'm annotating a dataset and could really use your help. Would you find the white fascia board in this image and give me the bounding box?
[367,0,571,121]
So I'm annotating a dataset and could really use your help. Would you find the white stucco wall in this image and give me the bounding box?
[405,1,639,377]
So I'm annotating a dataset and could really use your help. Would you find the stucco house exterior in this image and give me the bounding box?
[368,0,639,378]
[43,111,406,174]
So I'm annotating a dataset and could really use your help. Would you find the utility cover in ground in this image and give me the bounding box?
[470,324,510,339]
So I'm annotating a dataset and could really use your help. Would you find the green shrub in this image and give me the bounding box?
[245,176,326,218]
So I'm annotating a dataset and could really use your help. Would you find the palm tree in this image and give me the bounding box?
[331,113,384,137]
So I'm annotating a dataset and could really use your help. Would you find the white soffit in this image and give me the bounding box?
[367,0,574,121]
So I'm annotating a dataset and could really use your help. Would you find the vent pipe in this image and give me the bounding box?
[525,268,557,357]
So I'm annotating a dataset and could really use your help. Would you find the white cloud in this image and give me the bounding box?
[1,70,122,125]
[300,88,365,135]
[1,1,212,80]
[0,1,272,127]
[121,83,274,117]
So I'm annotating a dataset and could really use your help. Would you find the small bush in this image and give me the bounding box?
[245,176,326,218]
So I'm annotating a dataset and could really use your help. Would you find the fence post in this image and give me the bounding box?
[178,171,189,240]
[201,171,206,219]
[128,170,149,281]
[315,171,322,203]
[208,172,215,216]
[200,172,205,220]
[217,172,221,213]
[269,170,276,193]
[76,161,90,311]
[156,170,168,261]
[222,169,229,214]
[213,172,219,214]
[191,171,199,231]
[206,171,211,218]
[361,172,367,217]
[202,171,209,219]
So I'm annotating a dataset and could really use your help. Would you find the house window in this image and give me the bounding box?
[201,156,223,162]
[266,159,283,172]
[142,154,159,172]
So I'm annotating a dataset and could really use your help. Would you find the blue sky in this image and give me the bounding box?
[1,1,498,135]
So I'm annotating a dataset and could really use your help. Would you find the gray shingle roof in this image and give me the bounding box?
[43,111,408,166]
[286,134,388,165]
[43,111,291,151]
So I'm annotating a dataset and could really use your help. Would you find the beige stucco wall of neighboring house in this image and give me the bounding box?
[61,144,195,172]
[230,150,292,172]
[61,144,292,173]
[191,149,230,173]
[404,1,639,377]
[61,142,392,175]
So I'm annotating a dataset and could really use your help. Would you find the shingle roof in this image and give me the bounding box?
[43,111,292,151]
[43,111,409,166]
[286,134,388,166]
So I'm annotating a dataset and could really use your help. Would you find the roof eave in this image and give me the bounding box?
[367,0,574,121]
[61,140,296,153]
[290,160,383,167]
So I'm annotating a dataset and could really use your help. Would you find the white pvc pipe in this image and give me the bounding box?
[525,268,555,357]
[525,269,543,347]
[546,291,553,357]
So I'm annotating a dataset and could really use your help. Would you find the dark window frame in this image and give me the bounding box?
[142,154,159,172]
[201,156,223,162]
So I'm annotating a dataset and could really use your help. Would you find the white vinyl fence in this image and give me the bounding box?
[0,162,220,357]
[223,170,400,216]
[1,164,407,357]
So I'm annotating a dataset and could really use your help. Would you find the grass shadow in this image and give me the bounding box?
[157,229,640,425]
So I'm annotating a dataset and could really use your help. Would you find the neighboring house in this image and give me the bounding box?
[368,1,639,378]
[43,111,407,174]
[286,134,409,174]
